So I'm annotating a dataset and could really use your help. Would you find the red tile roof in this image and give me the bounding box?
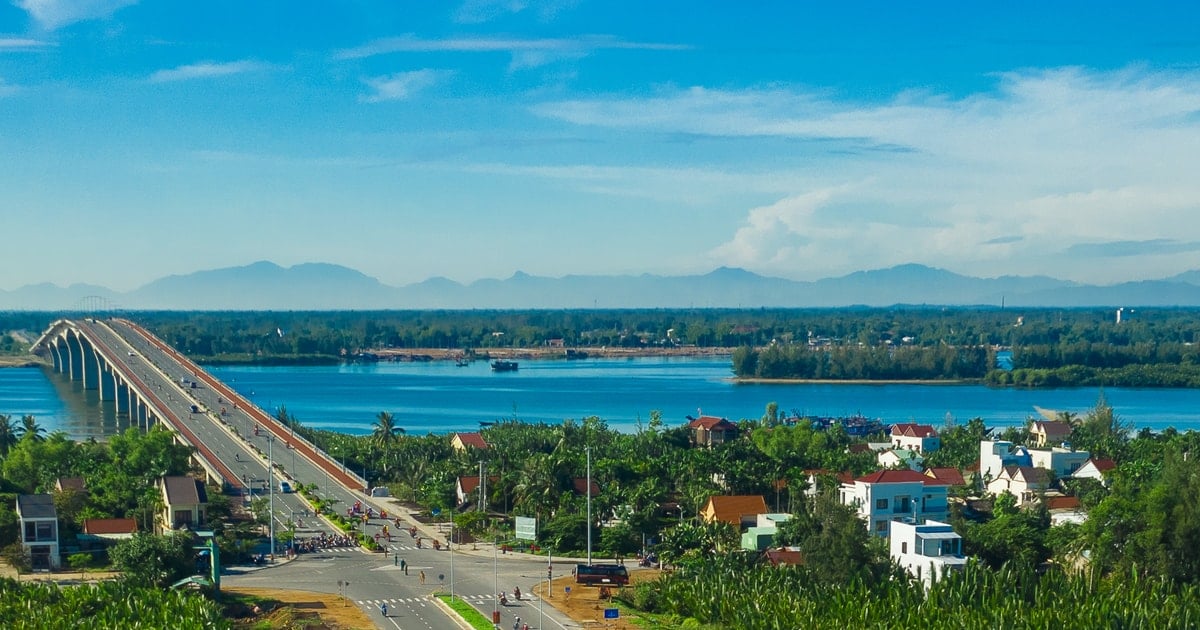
[857,469,947,485]
[891,423,938,438]
[1090,458,1117,473]
[458,475,499,494]
[572,478,601,496]
[925,467,966,486]
[452,432,490,449]
[1033,421,1073,437]
[765,549,805,567]
[83,518,138,535]
[689,415,737,430]
[1044,496,1082,511]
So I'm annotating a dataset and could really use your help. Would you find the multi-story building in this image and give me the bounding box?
[839,470,949,537]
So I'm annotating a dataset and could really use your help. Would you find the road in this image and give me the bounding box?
[84,318,582,629]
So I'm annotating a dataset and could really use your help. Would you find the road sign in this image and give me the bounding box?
[604,608,619,619]
[515,516,537,541]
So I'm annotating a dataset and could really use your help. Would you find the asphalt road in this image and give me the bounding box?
[82,318,583,629]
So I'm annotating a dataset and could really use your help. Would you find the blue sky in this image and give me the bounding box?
[4,1,1200,291]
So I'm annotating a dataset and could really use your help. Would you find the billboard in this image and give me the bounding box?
[515,516,537,541]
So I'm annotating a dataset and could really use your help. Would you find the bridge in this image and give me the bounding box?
[30,318,368,496]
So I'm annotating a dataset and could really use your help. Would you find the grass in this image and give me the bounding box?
[436,593,496,630]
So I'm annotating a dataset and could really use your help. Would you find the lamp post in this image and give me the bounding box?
[493,536,499,620]
[267,434,275,562]
[586,446,592,566]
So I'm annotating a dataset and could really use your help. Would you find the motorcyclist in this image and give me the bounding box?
[513,586,521,600]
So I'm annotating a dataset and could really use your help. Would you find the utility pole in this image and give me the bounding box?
[586,446,592,566]
[267,435,275,562]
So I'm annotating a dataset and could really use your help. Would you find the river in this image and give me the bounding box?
[4,356,1200,439]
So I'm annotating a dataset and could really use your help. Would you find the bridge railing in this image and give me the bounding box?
[111,318,370,492]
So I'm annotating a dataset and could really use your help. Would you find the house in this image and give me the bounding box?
[16,494,60,570]
[700,495,769,529]
[571,477,601,497]
[741,514,792,551]
[55,477,86,494]
[1031,420,1073,447]
[455,475,499,507]
[1045,495,1087,525]
[986,466,1050,504]
[449,432,489,452]
[889,520,967,586]
[688,416,738,448]
[802,469,855,497]
[979,440,1033,480]
[891,423,941,453]
[878,448,924,471]
[764,548,805,567]
[924,467,967,488]
[159,476,208,532]
[1028,446,1090,478]
[81,518,138,542]
[1072,457,1117,485]
[839,470,950,537]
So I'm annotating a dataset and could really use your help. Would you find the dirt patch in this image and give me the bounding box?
[533,571,660,629]
[225,586,373,630]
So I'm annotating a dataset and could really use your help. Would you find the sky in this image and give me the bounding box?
[3,1,1200,292]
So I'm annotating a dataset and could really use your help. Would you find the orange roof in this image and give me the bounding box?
[857,469,947,485]
[689,415,737,430]
[83,518,138,535]
[452,432,490,449]
[703,495,768,526]
[1089,458,1117,473]
[925,467,966,486]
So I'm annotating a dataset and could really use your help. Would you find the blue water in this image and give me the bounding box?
[5,357,1200,438]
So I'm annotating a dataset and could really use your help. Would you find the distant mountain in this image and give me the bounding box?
[3,261,1200,310]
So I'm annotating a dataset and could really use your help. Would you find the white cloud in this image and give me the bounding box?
[532,67,1200,282]
[360,69,448,103]
[453,0,579,24]
[148,60,271,83]
[335,33,687,69]
[0,37,51,50]
[15,0,136,30]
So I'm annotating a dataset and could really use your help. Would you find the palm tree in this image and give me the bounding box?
[0,414,16,456]
[371,411,405,473]
[17,415,45,442]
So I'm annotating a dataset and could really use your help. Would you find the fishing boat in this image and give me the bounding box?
[490,360,519,372]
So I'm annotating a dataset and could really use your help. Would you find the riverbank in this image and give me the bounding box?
[373,346,736,362]
[734,377,973,385]
[0,355,46,368]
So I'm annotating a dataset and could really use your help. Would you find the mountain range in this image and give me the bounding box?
[3,261,1200,310]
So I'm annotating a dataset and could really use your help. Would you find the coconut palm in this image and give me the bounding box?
[17,415,45,442]
[0,414,17,456]
[371,411,405,474]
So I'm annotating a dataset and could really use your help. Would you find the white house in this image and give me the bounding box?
[840,469,950,538]
[890,520,967,585]
[1028,446,1090,478]
[1072,457,1117,485]
[891,423,941,453]
[1031,420,1073,447]
[878,448,924,471]
[986,466,1050,504]
[979,440,1033,480]
[16,494,60,571]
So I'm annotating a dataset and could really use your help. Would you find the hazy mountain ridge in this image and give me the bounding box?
[2,261,1199,310]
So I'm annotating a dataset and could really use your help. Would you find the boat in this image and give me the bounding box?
[455,358,470,367]
[490,360,519,372]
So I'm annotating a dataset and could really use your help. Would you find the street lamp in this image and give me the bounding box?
[586,446,592,566]
[267,434,275,562]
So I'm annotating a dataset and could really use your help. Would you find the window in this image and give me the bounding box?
[901,542,908,554]
[875,520,888,532]
[876,498,888,510]
[36,522,53,541]
[24,522,35,542]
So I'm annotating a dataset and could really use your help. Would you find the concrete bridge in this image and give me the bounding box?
[30,318,369,495]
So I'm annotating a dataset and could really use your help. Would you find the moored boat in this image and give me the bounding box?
[490,360,519,372]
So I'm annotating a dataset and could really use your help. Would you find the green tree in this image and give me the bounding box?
[775,490,892,585]
[16,415,44,443]
[0,414,17,457]
[110,532,195,587]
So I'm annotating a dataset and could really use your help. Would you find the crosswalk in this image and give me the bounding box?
[357,593,530,606]
[307,544,425,554]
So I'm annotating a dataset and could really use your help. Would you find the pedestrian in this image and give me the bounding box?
[419,570,425,585]
[393,554,398,566]
[400,558,406,571]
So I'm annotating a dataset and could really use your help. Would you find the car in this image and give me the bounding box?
[279,481,293,493]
